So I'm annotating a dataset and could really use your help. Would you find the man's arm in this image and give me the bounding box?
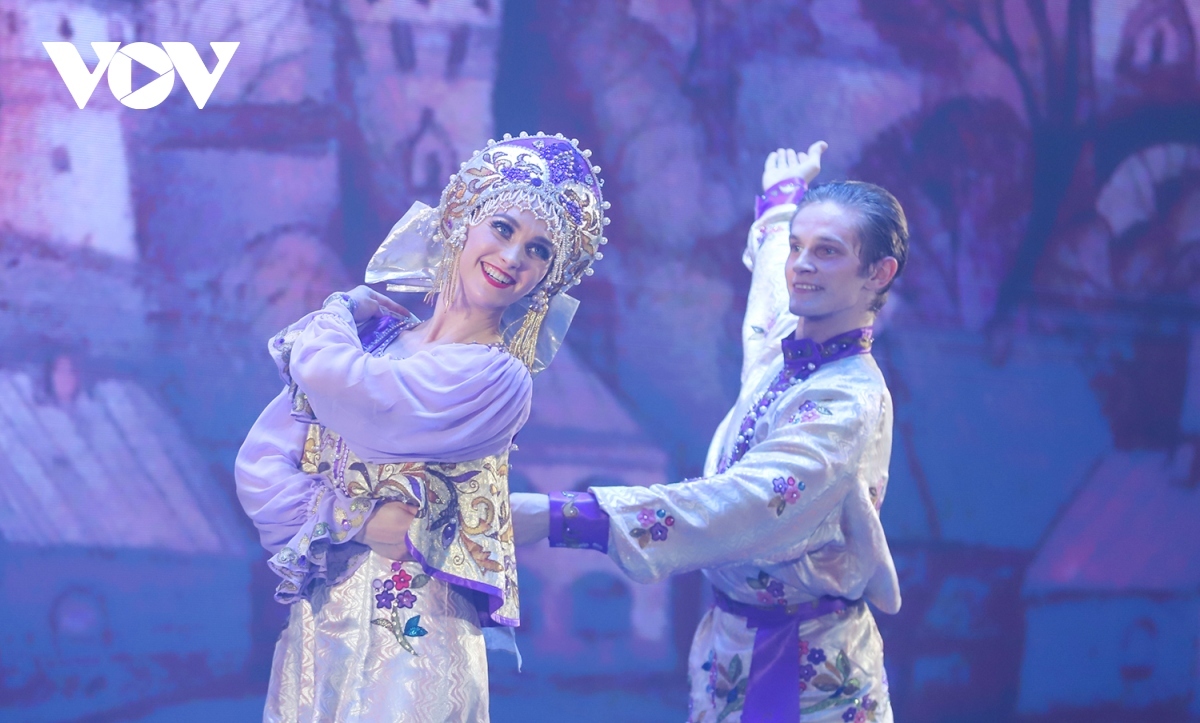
[515,383,878,584]
[740,143,826,387]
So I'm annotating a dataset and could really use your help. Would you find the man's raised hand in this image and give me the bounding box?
[762,141,828,192]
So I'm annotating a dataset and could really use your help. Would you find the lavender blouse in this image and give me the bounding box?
[235,302,532,600]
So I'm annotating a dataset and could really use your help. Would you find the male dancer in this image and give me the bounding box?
[511,144,908,722]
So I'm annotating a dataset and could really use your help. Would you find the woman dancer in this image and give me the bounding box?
[235,132,608,722]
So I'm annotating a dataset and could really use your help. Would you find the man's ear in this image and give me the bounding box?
[865,257,899,292]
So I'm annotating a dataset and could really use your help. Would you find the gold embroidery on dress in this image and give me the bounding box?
[302,424,520,624]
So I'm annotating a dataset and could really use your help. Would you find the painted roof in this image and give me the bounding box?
[1023,450,1200,596]
[0,369,247,555]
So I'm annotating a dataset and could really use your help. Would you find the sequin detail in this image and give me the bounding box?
[719,328,873,473]
[701,649,748,721]
[630,507,675,548]
[371,561,433,655]
[768,475,806,516]
[747,570,789,606]
[789,399,833,425]
[797,643,880,720]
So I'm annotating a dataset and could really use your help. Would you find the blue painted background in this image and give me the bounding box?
[1,0,1199,720]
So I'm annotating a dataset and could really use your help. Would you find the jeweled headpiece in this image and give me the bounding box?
[365,131,610,373]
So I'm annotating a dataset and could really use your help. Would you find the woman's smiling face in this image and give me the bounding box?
[456,207,554,311]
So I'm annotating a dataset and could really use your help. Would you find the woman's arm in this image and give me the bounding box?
[274,295,533,463]
[234,388,324,554]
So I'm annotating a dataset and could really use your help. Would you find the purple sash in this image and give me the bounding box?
[713,588,856,721]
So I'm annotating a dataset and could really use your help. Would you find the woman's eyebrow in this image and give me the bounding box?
[494,213,522,229]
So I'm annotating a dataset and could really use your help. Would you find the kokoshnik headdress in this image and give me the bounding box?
[365,131,610,374]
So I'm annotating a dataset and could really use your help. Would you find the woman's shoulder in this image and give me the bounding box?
[407,342,532,385]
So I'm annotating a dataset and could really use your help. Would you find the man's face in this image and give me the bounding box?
[785,201,874,321]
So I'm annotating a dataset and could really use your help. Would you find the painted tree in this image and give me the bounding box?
[862,0,1096,329]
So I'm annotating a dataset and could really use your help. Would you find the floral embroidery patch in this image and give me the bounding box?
[701,650,747,722]
[371,562,432,655]
[789,399,833,425]
[768,476,806,516]
[840,696,880,723]
[798,643,879,720]
[629,507,675,548]
[746,570,788,606]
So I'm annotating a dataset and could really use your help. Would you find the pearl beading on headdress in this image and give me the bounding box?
[431,132,609,367]
[435,131,607,298]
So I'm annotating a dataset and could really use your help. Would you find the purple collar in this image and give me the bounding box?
[781,327,873,375]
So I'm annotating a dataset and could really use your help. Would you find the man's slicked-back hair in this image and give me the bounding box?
[794,181,909,312]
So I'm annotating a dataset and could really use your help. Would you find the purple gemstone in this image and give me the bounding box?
[502,166,531,183]
[565,200,582,224]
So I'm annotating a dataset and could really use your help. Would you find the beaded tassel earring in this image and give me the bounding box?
[428,228,465,307]
[508,289,549,368]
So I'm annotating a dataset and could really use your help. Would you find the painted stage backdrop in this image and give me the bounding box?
[1,0,1198,721]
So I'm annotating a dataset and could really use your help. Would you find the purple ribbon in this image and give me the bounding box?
[713,588,855,722]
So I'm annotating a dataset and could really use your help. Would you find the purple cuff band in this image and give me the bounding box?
[548,491,609,552]
[713,588,857,721]
[755,177,808,220]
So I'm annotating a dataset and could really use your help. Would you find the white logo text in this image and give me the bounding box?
[43,41,239,110]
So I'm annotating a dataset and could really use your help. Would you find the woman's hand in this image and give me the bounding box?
[761,141,828,191]
[345,285,413,325]
[356,501,419,560]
